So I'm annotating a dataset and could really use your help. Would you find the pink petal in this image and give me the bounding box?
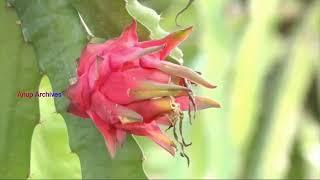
[116,130,127,146]
[77,22,138,77]
[116,122,176,155]
[154,115,171,126]
[126,97,172,123]
[121,68,170,84]
[87,111,117,158]
[140,58,216,88]
[100,68,171,104]
[118,20,138,46]
[108,46,162,71]
[67,103,89,118]
[66,75,91,114]
[90,91,143,123]
[138,26,193,60]
[77,43,107,77]
[138,39,166,49]
[175,96,221,111]
[108,47,141,70]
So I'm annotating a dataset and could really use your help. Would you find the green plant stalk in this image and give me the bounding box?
[0,0,41,178]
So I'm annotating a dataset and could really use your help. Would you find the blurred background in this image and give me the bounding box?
[135,0,320,179]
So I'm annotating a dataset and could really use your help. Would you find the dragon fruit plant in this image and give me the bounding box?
[66,20,220,162]
[4,0,316,179]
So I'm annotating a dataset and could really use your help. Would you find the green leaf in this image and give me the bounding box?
[0,0,41,178]
[13,0,146,178]
[29,75,81,179]
[71,0,148,40]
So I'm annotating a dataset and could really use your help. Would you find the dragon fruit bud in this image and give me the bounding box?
[66,20,220,159]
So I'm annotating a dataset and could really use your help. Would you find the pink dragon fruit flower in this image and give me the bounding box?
[66,20,220,159]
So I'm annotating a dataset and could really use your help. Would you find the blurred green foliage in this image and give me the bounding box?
[136,0,320,179]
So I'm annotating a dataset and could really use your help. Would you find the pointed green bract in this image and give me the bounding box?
[29,76,81,179]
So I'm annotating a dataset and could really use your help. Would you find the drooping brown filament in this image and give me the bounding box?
[183,78,197,125]
[164,71,202,166]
